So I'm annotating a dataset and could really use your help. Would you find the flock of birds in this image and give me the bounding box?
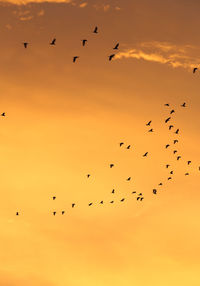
[22,26,119,63]
[2,101,199,217]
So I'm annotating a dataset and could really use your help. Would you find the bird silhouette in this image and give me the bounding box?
[173,150,177,154]
[187,161,192,165]
[100,201,104,204]
[185,172,189,176]
[1,112,5,116]
[143,152,148,157]
[169,125,174,130]
[170,110,175,114]
[132,191,136,194]
[72,203,75,208]
[73,56,79,63]
[166,164,170,168]
[110,164,114,168]
[146,120,152,126]
[181,102,186,107]
[88,203,93,206]
[165,103,170,106]
[158,183,163,186]
[23,42,28,48]
[153,189,157,194]
[127,177,131,181]
[87,174,90,178]
[119,142,124,147]
[174,139,178,144]
[52,196,56,200]
[193,67,198,73]
[140,197,144,201]
[16,212,19,216]
[113,43,119,50]
[110,201,114,204]
[53,211,56,216]
[82,39,87,46]
[177,156,181,160]
[138,193,143,196]
[148,128,153,132]
[62,211,65,215]
[127,145,131,149]
[170,171,174,174]
[93,26,98,33]
[120,198,125,202]
[165,144,170,148]
[168,177,172,180]
[112,189,115,194]
[137,197,141,200]
[50,38,56,45]
[175,129,179,134]
[165,117,171,123]
[109,54,115,61]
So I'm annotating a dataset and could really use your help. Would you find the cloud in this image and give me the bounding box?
[0,0,72,4]
[115,41,200,71]
[79,1,87,8]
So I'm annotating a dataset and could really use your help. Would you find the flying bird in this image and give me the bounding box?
[175,129,179,134]
[112,189,115,194]
[87,174,90,178]
[73,56,79,63]
[127,145,131,149]
[181,102,186,107]
[120,198,125,202]
[170,109,175,114]
[110,164,114,168]
[61,211,65,215]
[72,203,75,208]
[173,150,177,154]
[185,172,189,176]
[177,156,181,160]
[109,54,115,61]
[153,189,157,194]
[174,139,178,144]
[88,203,93,206]
[16,212,19,216]
[93,26,98,33]
[23,42,28,48]
[146,120,152,126]
[143,152,148,157]
[168,177,172,180]
[126,177,131,181]
[170,171,174,174]
[165,103,170,106]
[113,43,119,50]
[52,196,56,200]
[50,38,56,45]
[187,161,192,165]
[166,164,170,168]
[158,183,163,186]
[132,191,136,194]
[82,39,87,46]
[165,117,171,123]
[1,112,5,116]
[110,201,114,204]
[165,144,170,148]
[100,201,104,204]
[119,142,124,147]
[148,128,153,132]
[169,125,174,130]
[53,211,56,216]
[193,67,198,73]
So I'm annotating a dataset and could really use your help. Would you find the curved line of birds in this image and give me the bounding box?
[22,26,118,62]
[1,102,197,216]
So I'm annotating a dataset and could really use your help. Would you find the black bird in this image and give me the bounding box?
[137,197,141,200]
[170,110,175,114]
[62,211,65,215]
[132,191,136,194]
[165,103,170,106]
[100,201,103,204]
[127,145,131,149]
[169,125,174,130]
[168,177,172,180]
[165,117,171,123]
[174,139,178,144]
[82,39,87,46]
[138,193,143,196]
[181,102,186,107]
[146,120,152,126]
[72,203,75,208]
[88,203,93,206]
[193,67,198,73]
[143,152,148,157]
[165,144,170,148]
[1,112,5,116]
[110,200,114,204]
[53,211,56,216]
[185,172,189,176]
[177,156,181,160]
[158,183,163,186]
[52,196,56,200]
[175,129,179,134]
[93,26,98,33]
[173,150,177,154]
[153,189,157,194]
[166,164,170,168]
[187,161,192,165]
[120,198,125,202]
[23,42,28,48]
[119,142,124,147]
[50,38,56,45]
[148,128,153,132]
[112,189,115,194]
[113,43,119,50]
[109,54,115,61]
[73,56,79,63]
[170,171,174,174]
[140,197,144,201]
[127,177,131,181]
[110,164,114,168]
[16,212,19,216]
[87,174,90,178]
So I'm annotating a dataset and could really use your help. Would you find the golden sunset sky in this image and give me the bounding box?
[0,0,200,285]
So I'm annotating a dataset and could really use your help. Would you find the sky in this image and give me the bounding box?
[0,0,200,285]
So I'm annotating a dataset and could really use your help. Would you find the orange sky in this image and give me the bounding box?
[0,0,200,285]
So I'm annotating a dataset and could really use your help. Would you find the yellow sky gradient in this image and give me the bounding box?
[0,0,200,285]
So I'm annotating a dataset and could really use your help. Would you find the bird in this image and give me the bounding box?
[61,211,65,215]
[138,193,143,196]
[166,164,170,168]
[173,150,178,154]
[120,198,125,202]
[181,102,186,107]
[112,189,115,194]
[165,144,170,148]
[158,183,163,186]
[88,203,93,206]
[175,129,179,134]
[170,109,175,114]
[165,103,170,106]
[109,54,115,61]
[168,177,172,180]
[119,142,124,147]
[110,201,114,204]
[100,201,103,204]
[174,139,178,144]
[137,197,141,200]
[170,171,174,174]
[169,125,174,130]
[73,56,79,63]
[52,196,56,200]
[165,117,171,123]
[110,164,114,168]
[93,26,98,33]
[153,189,157,194]
[177,156,181,160]
[113,43,119,50]
[82,39,87,46]
[146,120,152,126]
[132,191,136,194]
[1,112,5,116]
[126,177,131,181]
[140,197,144,201]
[16,212,19,216]
[50,38,56,45]
[72,203,75,208]
[187,161,192,165]
[148,128,153,132]
[53,211,56,216]
[23,42,28,48]
[87,174,90,178]
[193,67,198,73]
[127,145,131,149]
[143,152,148,157]
[185,172,189,176]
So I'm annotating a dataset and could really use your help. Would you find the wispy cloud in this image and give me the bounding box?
[115,41,200,71]
[1,0,72,4]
